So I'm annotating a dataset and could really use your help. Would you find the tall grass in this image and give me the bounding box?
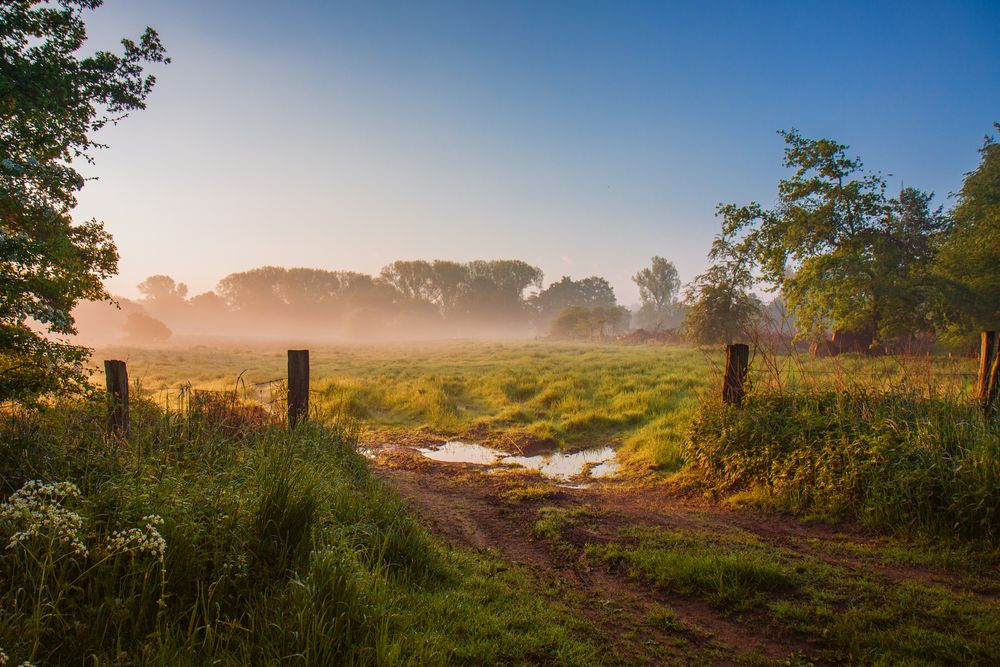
[687,350,999,542]
[0,394,600,664]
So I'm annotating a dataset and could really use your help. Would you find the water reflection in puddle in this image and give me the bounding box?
[416,441,618,480]
[417,440,502,465]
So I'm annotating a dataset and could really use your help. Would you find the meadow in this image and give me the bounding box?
[0,398,605,664]
[2,339,995,664]
[93,339,982,473]
[93,341,717,471]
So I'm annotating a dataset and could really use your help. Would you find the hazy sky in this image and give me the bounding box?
[75,0,1000,304]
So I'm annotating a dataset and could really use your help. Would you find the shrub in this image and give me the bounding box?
[686,390,1000,541]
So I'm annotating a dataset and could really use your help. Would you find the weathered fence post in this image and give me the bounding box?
[287,349,310,428]
[977,330,998,417]
[104,360,129,436]
[723,343,749,407]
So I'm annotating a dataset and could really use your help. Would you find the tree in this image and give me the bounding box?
[717,129,944,349]
[633,256,680,310]
[430,260,469,315]
[934,123,1000,344]
[378,260,436,303]
[454,260,543,327]
[137,274,188,322]
[683,236,762,345]
[532,275,617,323]
[465,260,543,301]
[632,256,682,330]
[1,1,167,400]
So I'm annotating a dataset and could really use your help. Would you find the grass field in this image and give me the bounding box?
[1,339,991,664]
[0,400,607,664]
[93,341,717,471]
[92,340,980,473]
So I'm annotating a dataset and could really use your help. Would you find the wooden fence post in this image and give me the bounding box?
[104,360,129,436]
[288,349,309,428]
[977,331,998,417]
[723,343,749,407]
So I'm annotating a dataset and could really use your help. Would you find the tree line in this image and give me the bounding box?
[74,256,688,343]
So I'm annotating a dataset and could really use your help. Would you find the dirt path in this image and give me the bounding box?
[368,445,995,666]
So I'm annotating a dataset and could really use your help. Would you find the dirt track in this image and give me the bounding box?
[364,450,864,664]
[364,443,999,666]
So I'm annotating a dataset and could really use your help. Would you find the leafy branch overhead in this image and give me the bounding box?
[0,0,168,400]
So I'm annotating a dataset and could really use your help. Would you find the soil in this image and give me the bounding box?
[366,442,993,666]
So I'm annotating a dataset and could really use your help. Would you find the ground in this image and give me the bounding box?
[90,340,996,665]
[367,443,1000,666]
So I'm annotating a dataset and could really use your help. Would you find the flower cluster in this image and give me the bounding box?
[107,515,166,561]
[0,481,87,558]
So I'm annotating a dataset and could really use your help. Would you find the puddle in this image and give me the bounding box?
[417,440,502,465]
[416,441,618,480]
[502,446,619,480]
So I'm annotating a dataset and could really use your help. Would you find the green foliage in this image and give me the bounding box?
[586,524,1000,664]
[91,341,718,470]
[0,0,168,401]
[203,259,545,337]
[683,235,762,344]
[687,390,1000,541]
[633,256,680,310]
[716,130,947,347]
[587,527,793,610]
[533,505,600,542]
[549,304,630,340]
[0,399,602,664]
[934,123,1000,343]
[533,275,618,324]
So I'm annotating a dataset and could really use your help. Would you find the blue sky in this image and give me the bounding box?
[76,0,1000,304]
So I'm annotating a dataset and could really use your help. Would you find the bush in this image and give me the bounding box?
[123,312,172,343]
[686,390,1000,542]
[0,398,440,664]
[549,305,630,340]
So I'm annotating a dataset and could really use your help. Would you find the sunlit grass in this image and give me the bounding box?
[92,341,718,471]
[92,340,981,476]
[0,398,603,664]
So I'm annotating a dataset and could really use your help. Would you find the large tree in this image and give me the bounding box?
[1,0,167,400]
[717,130,945,349]
[632,256,682,330]
[378,260,436,303]
[934,124,1000,344]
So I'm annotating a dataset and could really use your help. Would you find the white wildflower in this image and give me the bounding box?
[0,481,88,558]
[107,515,166,561]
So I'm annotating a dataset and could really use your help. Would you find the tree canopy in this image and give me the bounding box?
[1,0,167,400]
[683,236,761,345]
[715,129,946,349]
[934,124,1000,343]
[532,275,617,323]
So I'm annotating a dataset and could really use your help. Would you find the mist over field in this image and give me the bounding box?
[73,259,675,344]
